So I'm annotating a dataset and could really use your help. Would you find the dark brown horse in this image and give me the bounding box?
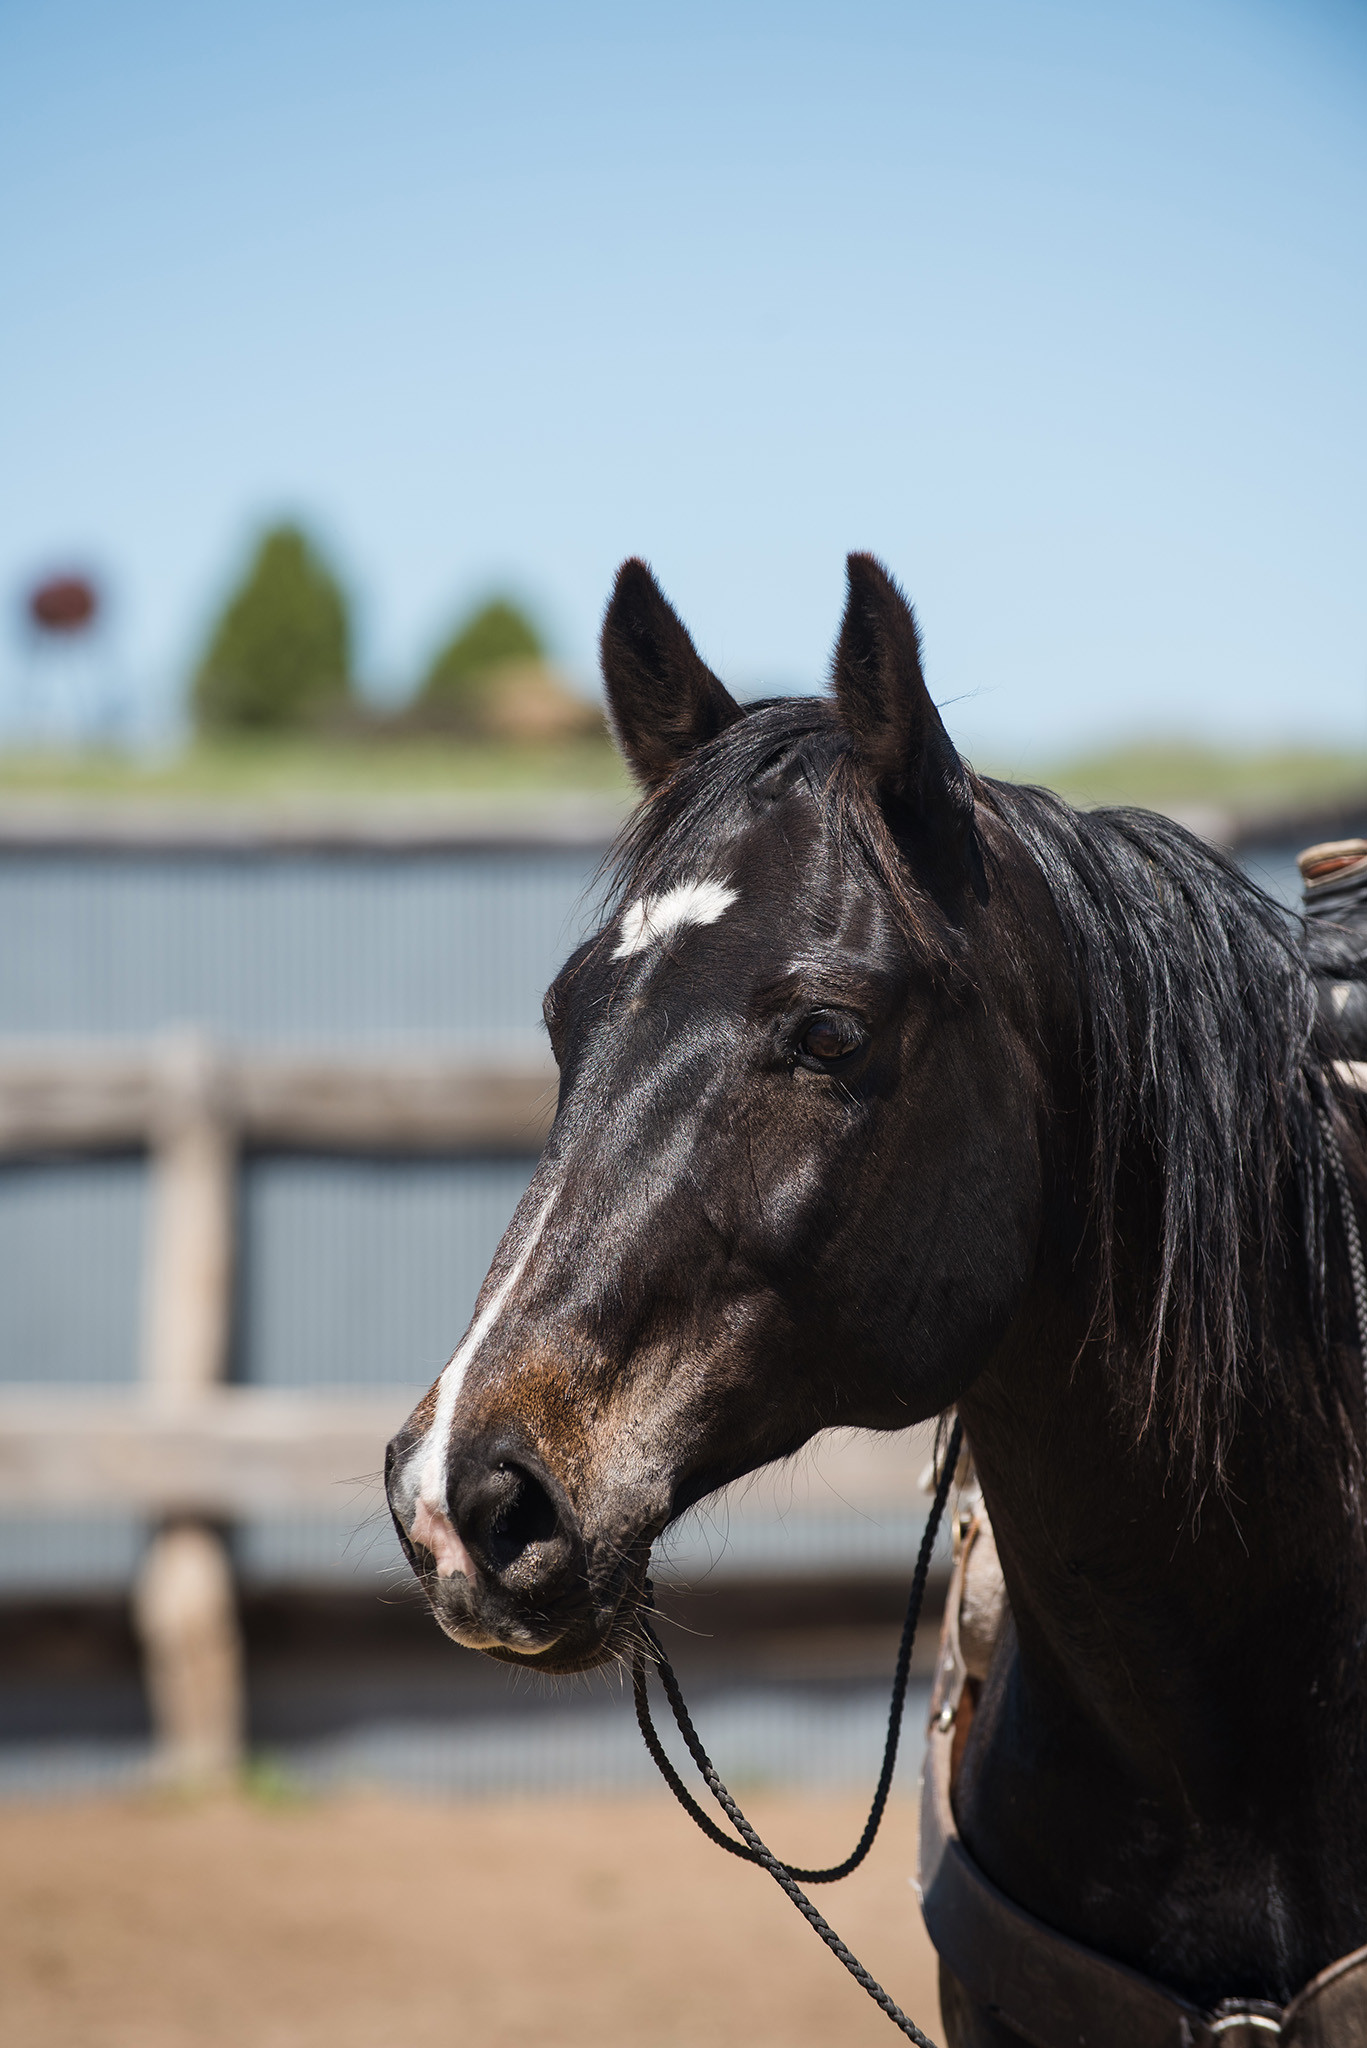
[386,556,1367,2042]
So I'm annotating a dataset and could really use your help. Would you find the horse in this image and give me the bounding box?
[385,554,1367,2043]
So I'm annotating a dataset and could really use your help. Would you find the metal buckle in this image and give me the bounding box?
[1200,2009,1283,2043]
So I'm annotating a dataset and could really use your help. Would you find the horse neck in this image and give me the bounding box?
[956,877,1367,1763]
[962,1287,1364,1730]
[952,1214,1367,1991]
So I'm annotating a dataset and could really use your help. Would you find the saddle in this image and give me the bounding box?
[913,841,1367,2047]
[1302,838,1367,1058]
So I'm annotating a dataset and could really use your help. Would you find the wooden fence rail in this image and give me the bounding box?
[0,1034,556,1783]
[0,1388,411,1515]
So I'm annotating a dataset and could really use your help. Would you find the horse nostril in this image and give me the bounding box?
[478,1462,561,1573]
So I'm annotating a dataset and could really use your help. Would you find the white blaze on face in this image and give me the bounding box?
[613,876,739,960]
[408,1184,560,1551]
[402,876,738,1575]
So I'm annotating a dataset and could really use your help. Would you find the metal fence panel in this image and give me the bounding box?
[0,848,604,1041]
[0,1158,146,1386]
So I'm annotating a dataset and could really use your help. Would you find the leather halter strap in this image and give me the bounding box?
[915,1517,1367,2048]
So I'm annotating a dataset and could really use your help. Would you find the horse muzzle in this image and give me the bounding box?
[385,1424,645,1671]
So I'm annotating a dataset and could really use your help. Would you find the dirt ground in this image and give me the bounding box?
[0,1789,941,2048]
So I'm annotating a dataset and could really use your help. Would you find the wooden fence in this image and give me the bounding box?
[0,1035,556,1783]
[20,1030,1332,1784]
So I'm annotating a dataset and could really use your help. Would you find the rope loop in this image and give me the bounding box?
[632,1415,963,2043]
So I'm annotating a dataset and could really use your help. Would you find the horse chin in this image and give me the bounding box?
[432,1608,628,1675]
[422,1558,647,1675]
[478,1574,648,1675]
[481,1636,619,1675]
[428,1604,565,1660]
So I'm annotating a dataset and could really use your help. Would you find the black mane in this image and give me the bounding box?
[981,778,1337,1480]
[608,698,1347,1479]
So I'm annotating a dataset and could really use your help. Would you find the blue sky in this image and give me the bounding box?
[1,0,1364,762]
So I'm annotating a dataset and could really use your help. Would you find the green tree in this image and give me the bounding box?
[193,525,352,732]
[419,597,543,720]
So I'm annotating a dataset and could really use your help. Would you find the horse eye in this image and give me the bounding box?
[797,1012,865,1064]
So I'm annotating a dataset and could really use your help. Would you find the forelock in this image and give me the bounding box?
[601,698,956,969]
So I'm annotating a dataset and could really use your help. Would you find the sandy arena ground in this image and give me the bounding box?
[0,1790,941,2048]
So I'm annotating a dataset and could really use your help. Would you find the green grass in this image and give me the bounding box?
[240,1754,313,1808]
[0,733,1364,821]
[0,733,633,803]
[979,742,1367,818]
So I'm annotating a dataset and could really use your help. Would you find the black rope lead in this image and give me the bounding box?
[1322,1110,1367,1420]
[632,1416,964,2044]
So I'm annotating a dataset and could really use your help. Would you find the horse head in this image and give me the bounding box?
[385,554,1069,1671]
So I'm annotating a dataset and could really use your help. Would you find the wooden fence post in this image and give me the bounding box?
[142,1032,236,1397]
[134,1033,244,1784]
[132,1520,243,1786]
[0,1034,557,1786]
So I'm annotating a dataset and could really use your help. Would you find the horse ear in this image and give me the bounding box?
[832,553,984,895]
[600,559,744,790]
